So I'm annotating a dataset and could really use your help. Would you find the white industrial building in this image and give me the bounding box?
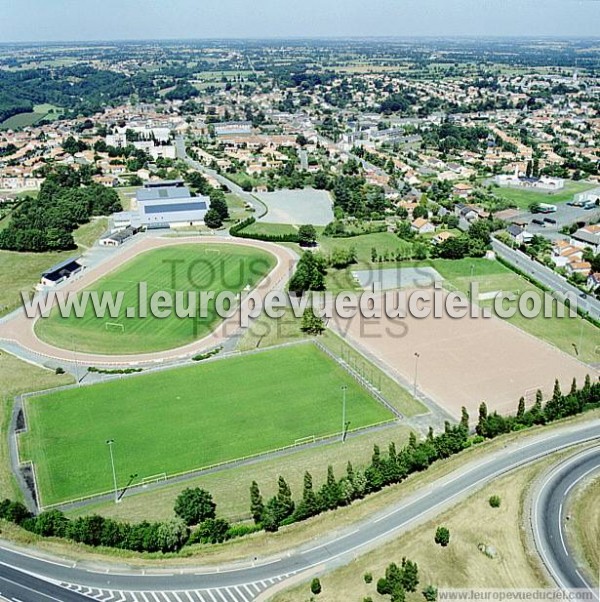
[111,180,210,231]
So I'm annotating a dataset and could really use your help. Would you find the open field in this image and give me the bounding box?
[0,351,73,500]
[5,410,598,565]
[236,311,427,417]
[72,217,108,248]
[493,180,596,209]
[69,424,413,523]
[365,258,600,364]
[20,344,394,506]
[331,281,593,419]
[566,475,600,585]
[0,219,110,316]
[0,249,70,316]
[273,457,555,601]
[256,188,334,226]
[0,104,63,130]
[35,243,276,354]
[241,221,299,237]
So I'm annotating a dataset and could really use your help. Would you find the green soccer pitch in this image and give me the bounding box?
[34,244,276,354]
[19,344,395,506]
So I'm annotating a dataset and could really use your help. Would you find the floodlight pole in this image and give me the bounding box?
[413,352,421,398]
[106,439,119,504]
[341,385,348,443]
[71,336,80,386]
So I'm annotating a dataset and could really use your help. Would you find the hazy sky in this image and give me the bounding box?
[1,0,599,42]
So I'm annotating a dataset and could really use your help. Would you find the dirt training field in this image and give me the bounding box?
[330,289,595,420]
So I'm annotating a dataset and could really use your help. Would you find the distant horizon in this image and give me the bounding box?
[3,0,599,43]
[2,34,600,46]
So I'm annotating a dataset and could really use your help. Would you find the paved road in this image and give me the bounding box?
[174,137,267,217]
[492,237,600,321]
[532,446,600,599]
[0,420,598,601]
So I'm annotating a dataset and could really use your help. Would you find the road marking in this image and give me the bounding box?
[0,574,63,602]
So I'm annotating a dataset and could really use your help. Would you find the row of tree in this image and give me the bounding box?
[477,375,599,439]
[249,421,470,533]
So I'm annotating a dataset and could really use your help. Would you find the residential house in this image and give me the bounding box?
[411,218,435,235]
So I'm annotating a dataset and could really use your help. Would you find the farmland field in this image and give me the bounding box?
[35,243,276,354]
[20,344,394,506]
[0,104,63,130]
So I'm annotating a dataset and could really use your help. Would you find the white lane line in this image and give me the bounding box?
[0,574,63,602]
[241,585,254,599]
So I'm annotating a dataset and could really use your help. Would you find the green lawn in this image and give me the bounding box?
[20,344,394,506]
[72,218,108,248]
[0,249,70,315]
[492,181,596,209]
[242,221,299,237]
[318,232,413,266]
[35,244,276,354]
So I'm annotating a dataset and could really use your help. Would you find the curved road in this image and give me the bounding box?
[532,446,600,600]
[0,420,598,602]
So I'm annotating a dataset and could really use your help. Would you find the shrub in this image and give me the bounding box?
[489,495,501,508]
[435,526,450,547]
[364,572,373,584]
[423,585,438,601]
[55,367,65,375]
[310,578,322,595]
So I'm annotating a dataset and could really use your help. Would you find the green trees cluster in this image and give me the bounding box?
[301,307,326,335]
[476,376,599,439]
[421,122,490,155]
[376,558,419,602]
[0,166,121,252]
[288,251,327,294]
[332,175,388,218]
[0,487,241,554]
[434,219,496,260]
[249,421,470,532]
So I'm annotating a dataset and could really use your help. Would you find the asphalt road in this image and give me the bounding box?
[532,446,600,600]
[0,420,598,601]
[174,136,267,217]
[492,237,600,321]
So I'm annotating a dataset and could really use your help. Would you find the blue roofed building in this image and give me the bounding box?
[111,180,211,231]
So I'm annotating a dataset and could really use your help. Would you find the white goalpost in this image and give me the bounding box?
[140,473,167,487]
[105,322,125,333]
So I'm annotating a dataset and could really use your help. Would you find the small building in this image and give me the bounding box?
[432,231,456,245]
[411,218,435,235]
[587,272,600,292]
[506,224,534,245]
[570,225,600,254]
[99,227,138,247]
[41,258,84,287]
[565,260,592,276]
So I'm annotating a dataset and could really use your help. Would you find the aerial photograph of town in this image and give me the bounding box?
[0,1,598,601]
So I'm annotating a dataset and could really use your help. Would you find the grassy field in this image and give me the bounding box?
[72,218,108,248]
[69,424,412,523]
[236,311,427,417]
[0,351,73,501]
[492,180,596,209]
[35,244,276,354]
[0,104,63,130]
[20,344,394,506]
[0,249,70,315]
[242,221,299,237]
[274,457,555,601]
[0,219,109,316]
[567,475,600,585]
[319,232,413,266]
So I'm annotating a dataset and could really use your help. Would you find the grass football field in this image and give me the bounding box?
[492,180,596,209]
[20,344,394,506]
[35,244,276,354]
